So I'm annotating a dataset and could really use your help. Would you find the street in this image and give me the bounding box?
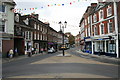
[2,48,118,79]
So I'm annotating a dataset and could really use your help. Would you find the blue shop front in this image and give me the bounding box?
[84,37,92,54]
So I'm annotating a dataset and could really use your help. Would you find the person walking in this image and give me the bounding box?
[9,49,14,58]
[14,48,18,57]
[28,48,32,57]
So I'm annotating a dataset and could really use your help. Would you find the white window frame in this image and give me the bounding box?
[100,23,104,35]
[94,25,98,36]
[88,26,90,36]
[88,16,90,24]
[85,28,88,37]
[107,6,112,17]
[38,25,39,30]
[38,33,39,40]
[93,14,97,22]
[41,25,42,31]
[99,10,104,21]
[34,32,36,40]
[108,22,113,33]
[34,23,36,29]
[40,34,42,40]
[85,19,87,25]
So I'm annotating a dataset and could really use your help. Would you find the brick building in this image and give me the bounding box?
[75,33,80,47]
[14,13,63,56]
[79,1,120,58]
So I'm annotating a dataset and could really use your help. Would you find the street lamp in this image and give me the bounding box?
[59,21,67,56]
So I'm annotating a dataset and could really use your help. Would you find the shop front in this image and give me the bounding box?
[93,36,117,57]
[80,40,84,51]
[84,37,92,54]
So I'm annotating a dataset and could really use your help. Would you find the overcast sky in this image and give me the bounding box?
[14,0,98,36]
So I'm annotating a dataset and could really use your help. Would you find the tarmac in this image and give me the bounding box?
[1,49,120,65]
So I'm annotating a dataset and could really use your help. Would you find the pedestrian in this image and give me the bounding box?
[31,47,34,55]
[41,48,43,54]
[28,48,32,57]
[36,48,39,54]
[14,48,18,57]
[9,49,14,58]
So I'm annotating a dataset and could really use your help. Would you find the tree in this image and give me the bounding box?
[68,35,75,45]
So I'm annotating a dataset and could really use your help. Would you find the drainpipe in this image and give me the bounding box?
[113,1,119,58]
[90,15,94,55]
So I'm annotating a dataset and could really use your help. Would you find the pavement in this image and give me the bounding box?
[2,49,120,65]
[2,52,47,64]
[76,50,119,65]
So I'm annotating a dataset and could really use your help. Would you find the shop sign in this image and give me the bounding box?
[85,39,92,41]
[97,38,103,40]
[48,42,53,45]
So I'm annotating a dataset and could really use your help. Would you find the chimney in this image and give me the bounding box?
[91,3,97,7]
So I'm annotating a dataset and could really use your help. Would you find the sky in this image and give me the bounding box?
[14,0,98,36]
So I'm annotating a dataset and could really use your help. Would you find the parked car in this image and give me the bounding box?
[48,47,55,53]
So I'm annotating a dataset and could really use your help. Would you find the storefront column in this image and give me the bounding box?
[114,1,119,58]
[92,41,94,54]
[105,40,107,52]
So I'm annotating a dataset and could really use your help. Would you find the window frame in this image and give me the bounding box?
[94,25,98,36]
[93,14,97,22]
[99,10,104,21]
[107,6,112,17]
[108,22,113,33]
[100,23,104,35]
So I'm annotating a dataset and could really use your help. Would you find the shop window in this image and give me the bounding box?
[109,44,115,54]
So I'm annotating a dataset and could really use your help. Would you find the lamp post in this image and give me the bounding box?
[59,21,67,56]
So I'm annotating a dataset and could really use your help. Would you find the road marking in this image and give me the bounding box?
[30,52,118,66]
[8,73,111,78]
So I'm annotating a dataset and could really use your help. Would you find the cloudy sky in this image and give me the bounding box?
[14,0,98,36]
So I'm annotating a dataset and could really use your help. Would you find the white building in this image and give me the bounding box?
[0,0,16,57]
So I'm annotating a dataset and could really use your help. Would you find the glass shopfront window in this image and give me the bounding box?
[108,40,115,54]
